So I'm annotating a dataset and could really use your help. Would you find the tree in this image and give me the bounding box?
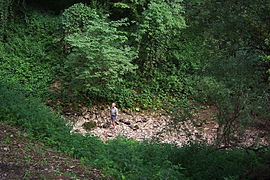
[137,0,186,71]
[182,0,270,145]
[62,3,137,99]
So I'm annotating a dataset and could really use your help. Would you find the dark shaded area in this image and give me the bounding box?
[0,163,23,178]
[25,0,86,12]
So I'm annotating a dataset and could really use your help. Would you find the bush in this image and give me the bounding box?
[99,138,184,179]
[168,142,263,179]
[192,76,231,105]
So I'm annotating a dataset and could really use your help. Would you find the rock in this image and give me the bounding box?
[107,133,113,137]
[100,106,105,110]
[89,114,94,120]
[3,147,10,152]
[84,114,91,119]
[122,108,132,115]
[82,121,97,131]
[100,112,106,118]
[129,124,134,129]
[119,119,131,125]
[97,117,103,123]
[196,122,202,127]
[65,112,72,116]
[142,118,148,122]
[133,124,139,131]
[259,132,265,138]
[135,118,142,123]
[102,123,110,128]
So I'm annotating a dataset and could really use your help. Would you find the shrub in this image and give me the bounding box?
[167,142,264,180]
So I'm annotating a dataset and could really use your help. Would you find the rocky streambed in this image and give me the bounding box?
[67,106,269,147]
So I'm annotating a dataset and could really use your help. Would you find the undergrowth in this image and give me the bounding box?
[0,81,269,180]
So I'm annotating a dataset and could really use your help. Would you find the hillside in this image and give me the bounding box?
[0,122,105,180]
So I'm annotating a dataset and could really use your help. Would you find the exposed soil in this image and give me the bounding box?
[0,122,106,180]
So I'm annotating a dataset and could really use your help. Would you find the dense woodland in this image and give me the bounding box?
[0,0,270,179]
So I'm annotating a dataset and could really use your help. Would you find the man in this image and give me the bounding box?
[111,103,118,128]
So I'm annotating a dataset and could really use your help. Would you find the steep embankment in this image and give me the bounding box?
[68,106,269,147]
[0,122,104,180]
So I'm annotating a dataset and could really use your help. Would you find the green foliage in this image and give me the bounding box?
[0,0,13,38]
[98,138,184,179]
[169,142,263,179]
[0,80,104,159]
[189,49,270,144]
[169,97,195,126]
[106,82,137,108]
[192,76,230,105]
[169,33,214,74]
[1,2,270,179]
[0,11,63,96]
[113,2,131,9]
[62,3,100,34]
[0,81,68,140]
[259,55,270,81]
[62,3,137,100]
[0,81,184,179]
[137,0,186,70]
[176,0,270,144]
[0,81,269,179]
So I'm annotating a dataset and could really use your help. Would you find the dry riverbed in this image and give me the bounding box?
[67,106,269,147]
